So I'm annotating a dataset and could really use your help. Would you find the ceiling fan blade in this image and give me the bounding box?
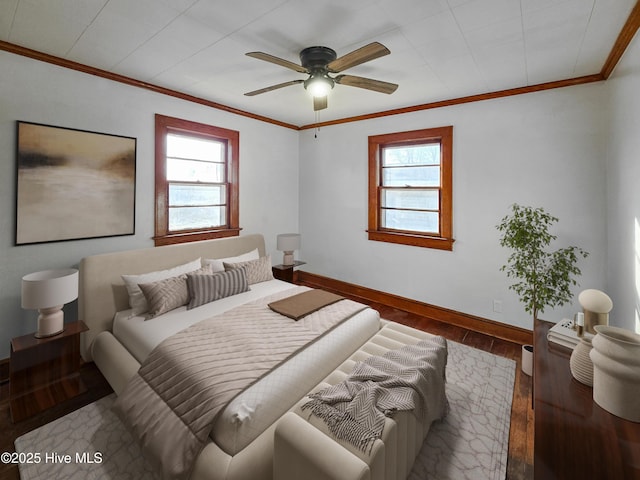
[246,52,308,74]
[334,74,398,94]
[327,42,390,73]
[313,96,328,111]
[244,80,304,96]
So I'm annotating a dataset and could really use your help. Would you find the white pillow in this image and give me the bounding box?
[121,258,202,315]
[203,248,260,272]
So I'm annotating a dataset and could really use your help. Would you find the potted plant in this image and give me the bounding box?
[497,204,588,375]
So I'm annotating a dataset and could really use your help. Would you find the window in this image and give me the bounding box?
[368,126,453,250]
[154,114,239,246]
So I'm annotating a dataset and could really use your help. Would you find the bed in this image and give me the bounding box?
[79,234,382,480]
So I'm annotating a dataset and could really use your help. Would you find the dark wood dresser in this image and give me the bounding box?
[534,319,640,479]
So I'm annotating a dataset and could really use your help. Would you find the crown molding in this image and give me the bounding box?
[299,74,604,130]
[1,0,638,131]
[601,0,640,79]
[0,40,299,131]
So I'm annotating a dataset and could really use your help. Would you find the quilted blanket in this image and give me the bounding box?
[113,286,368,480]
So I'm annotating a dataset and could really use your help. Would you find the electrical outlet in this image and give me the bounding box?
[493,300,503,313]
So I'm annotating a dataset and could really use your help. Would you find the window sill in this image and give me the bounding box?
[367,230,454,251]
[154,228,241,246]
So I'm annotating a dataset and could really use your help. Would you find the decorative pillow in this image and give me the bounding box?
[138,264,214,318]
[139,274,190,319]
[203,248,260,273]
[186,268,250,310]
[224,255,273,285]
[122,258,201,315]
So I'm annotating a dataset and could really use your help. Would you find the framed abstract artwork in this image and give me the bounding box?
[15,121,137,245]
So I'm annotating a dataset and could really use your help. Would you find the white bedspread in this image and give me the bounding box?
[112,279,381,455]
[113,279,297,362]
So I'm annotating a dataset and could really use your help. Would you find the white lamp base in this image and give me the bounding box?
[283,251,294,266]
[35,305,65,338]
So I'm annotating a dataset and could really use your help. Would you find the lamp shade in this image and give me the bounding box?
[277,233,301,252]
[578,288,612,335]
[22,269,79,309]
[578,289,613,313]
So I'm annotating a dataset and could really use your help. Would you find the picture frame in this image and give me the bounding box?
[15,121,137,245]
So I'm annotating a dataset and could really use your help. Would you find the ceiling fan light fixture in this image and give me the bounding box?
[304,74,334,97]
[244,42,397,111]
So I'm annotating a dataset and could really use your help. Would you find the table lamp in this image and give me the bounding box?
[578,288,613,335]
[21,269,79,338]
[277,233,301,266]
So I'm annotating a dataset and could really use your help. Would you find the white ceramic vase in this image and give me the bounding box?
[570,336,594,386]
[590,325,640,422]
[521,344,533,376]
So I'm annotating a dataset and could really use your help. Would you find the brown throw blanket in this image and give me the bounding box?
[302,335,448,453]
[268,289,344,320]
[113,287,368,480]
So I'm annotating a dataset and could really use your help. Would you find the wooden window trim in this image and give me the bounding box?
[368,126,454,251]
[154,114,240,246]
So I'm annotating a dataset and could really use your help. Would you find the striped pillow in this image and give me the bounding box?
[186,268,250,310]
[138,264,214,318]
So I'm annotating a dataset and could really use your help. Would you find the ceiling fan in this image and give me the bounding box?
[244,42,398,111]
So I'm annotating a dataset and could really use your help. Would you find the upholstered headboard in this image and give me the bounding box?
[78,234,266,362]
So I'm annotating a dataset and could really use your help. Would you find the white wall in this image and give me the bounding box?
[3,40,638,360]
[0,51,299,358]
[606,31,640,333]
[299,84,608,331]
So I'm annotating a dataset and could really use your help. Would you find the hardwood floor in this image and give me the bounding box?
[370,303,535,480]
[297,278,536,480]
[0,294,533,480]
[0,363,112,480]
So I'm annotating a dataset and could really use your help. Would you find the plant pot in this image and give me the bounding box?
[521,344,533,376]
[590,325,640,422]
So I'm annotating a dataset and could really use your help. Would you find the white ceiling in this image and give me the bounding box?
[1,0,636,127]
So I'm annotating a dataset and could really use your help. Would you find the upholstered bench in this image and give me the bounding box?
[274,321,447,480]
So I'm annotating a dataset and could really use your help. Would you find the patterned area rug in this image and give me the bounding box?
[15,340,514,480]
[409,340,515,480]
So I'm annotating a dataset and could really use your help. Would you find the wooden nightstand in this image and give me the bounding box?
[9,320,88,422]
[272,261,306,283]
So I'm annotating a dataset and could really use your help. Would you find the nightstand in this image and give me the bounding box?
[272,260,306,283]
[9,320,88,422]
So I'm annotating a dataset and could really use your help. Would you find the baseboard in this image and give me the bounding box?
[297,270,532,346]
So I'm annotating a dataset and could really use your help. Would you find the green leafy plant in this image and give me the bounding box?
[497,204,589,322]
